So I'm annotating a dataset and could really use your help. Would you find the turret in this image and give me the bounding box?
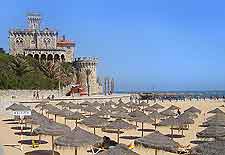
[27,13,41,30]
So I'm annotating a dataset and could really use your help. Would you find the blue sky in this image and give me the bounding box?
[1,0,225,91]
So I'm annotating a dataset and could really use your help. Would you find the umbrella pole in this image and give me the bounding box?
[52,136,55,155]
[154,118,157,130]
[141,122,144,137]
[64,118,66,125]
[94,128,96,135]
[75,119,78,127]
[171,125,173,140]
[75,147,77,155]
[117,129,120,143]
[55,115,57,122]
[155,149,158,155]
[182,125,184,136]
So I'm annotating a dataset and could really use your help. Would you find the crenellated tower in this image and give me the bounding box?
[73,57,102,95]
[27,13,41,30]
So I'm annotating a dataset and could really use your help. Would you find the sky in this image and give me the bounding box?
[0,0,225,91]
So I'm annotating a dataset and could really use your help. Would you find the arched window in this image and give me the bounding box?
[15,37,24,47]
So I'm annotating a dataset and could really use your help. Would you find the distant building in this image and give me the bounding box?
[8,13,103,95]
[9,13,74,62]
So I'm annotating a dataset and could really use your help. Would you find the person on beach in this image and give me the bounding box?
[177,109,181,115]
[36,91,39,99]
[33,91,36,99]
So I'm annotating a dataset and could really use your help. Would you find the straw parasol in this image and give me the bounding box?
[65,111,85,127]
[191,139,225,155]
[82,105,99,115]
[148,111,164,130]
[55,127,102,155]
[177,114,195,135]
[143,106,157,113]
[128,110,145,118]
[57,109,74,124]
[134,131,180,155]
[196,125,225,139]
[207,108,225,114]
[167,105,180,111]
[110,111,132,120]
[105,119,136,143]
[80,101,91,106]
[206,113,225,121]
[80,115,109,134]
[66,102,82,110]
[150,103,164,110]
[112,107,128,113]
[6,103,30,111]
[56,101,68,109]
[98,144,140,155]
[46,107,62,122]
[160,109,177,117]
[158,117,181,139]
[132,115,154,137]
[184,106,201,114]
[33,120,70,155]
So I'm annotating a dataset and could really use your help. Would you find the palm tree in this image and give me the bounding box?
[85,69,92,96]
[9,55,32,87]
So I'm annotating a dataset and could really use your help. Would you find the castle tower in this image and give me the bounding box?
[27,13,41,30]
[73,57,102,95]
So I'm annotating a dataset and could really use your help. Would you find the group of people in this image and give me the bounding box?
[33,91,39,99]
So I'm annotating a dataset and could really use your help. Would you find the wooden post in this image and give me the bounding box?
[117,129,120,143]
[141,122,144,137]
[52,136,54,155]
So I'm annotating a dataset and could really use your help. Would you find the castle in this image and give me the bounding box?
[9,13,102,95]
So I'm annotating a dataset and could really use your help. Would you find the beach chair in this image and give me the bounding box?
[31,140,39,148]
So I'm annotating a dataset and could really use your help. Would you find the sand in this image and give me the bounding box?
[0,98,224,155]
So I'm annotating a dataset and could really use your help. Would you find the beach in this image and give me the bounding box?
[0,94,224,155]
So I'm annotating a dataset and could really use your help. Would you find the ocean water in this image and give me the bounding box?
[117,90,225,97]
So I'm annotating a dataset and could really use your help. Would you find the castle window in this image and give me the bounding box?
[43,38,51,48]
[15,37,24,47]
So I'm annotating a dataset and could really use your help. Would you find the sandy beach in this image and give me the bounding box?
[0,97,224,155]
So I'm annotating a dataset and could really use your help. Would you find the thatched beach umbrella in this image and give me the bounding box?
[110,111,132,120]
[56,101,68,109]
[46,107,62,122]
[208,108,225,114]
[55,127,102,155]
[80,101,91,106]
[80,115,109,134]
[184,106,201,114]
[105,119,136,143]
[167,105,180,111]
[134,131,180,155]
[206,113,225,121]
[66,102,82,110]
[150,103,164,110]
[57,109,74,124]
[98,144,140,155]
[160,109,177,117]
[143,106,157,113]
[196,125,225,139]
[148,111,164,130]
[128,110,145,118]
[191,139,225,155]
[82,105,99,115]
[6,103,30,111]
[112,107,128,113]
[33,120,70,155]
[177,115,194,136]
[158,117,181,139]
[132,115,154,137]
[65,111,85,127]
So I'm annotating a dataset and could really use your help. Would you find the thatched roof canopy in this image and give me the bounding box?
[6,103,30,111]
[80,101,91,106]
[110,112,132,120]
[143,106,157,112]
[33,120,70,136]
[128,110,145,118]
[98,144,140,155]
[56,101,68,107]
[54,127,102,147]
[167,105,180,111]
[184,106,201,114]
[208,108,225,114]
[134,131,180,153]
[207,113,225,121]
[158,117,181,126]
[65,111,85,120]
[58,109,74,117]
[106,119,136,130]
[132,115,154,123]
[66,102,82,109]
[196,126,225,138]
[150,103,164,110]
[191,140,225,155]
[160,109,177,117]
[148,111,164,120]
[80,116,109,128]
[82,105,99,113]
